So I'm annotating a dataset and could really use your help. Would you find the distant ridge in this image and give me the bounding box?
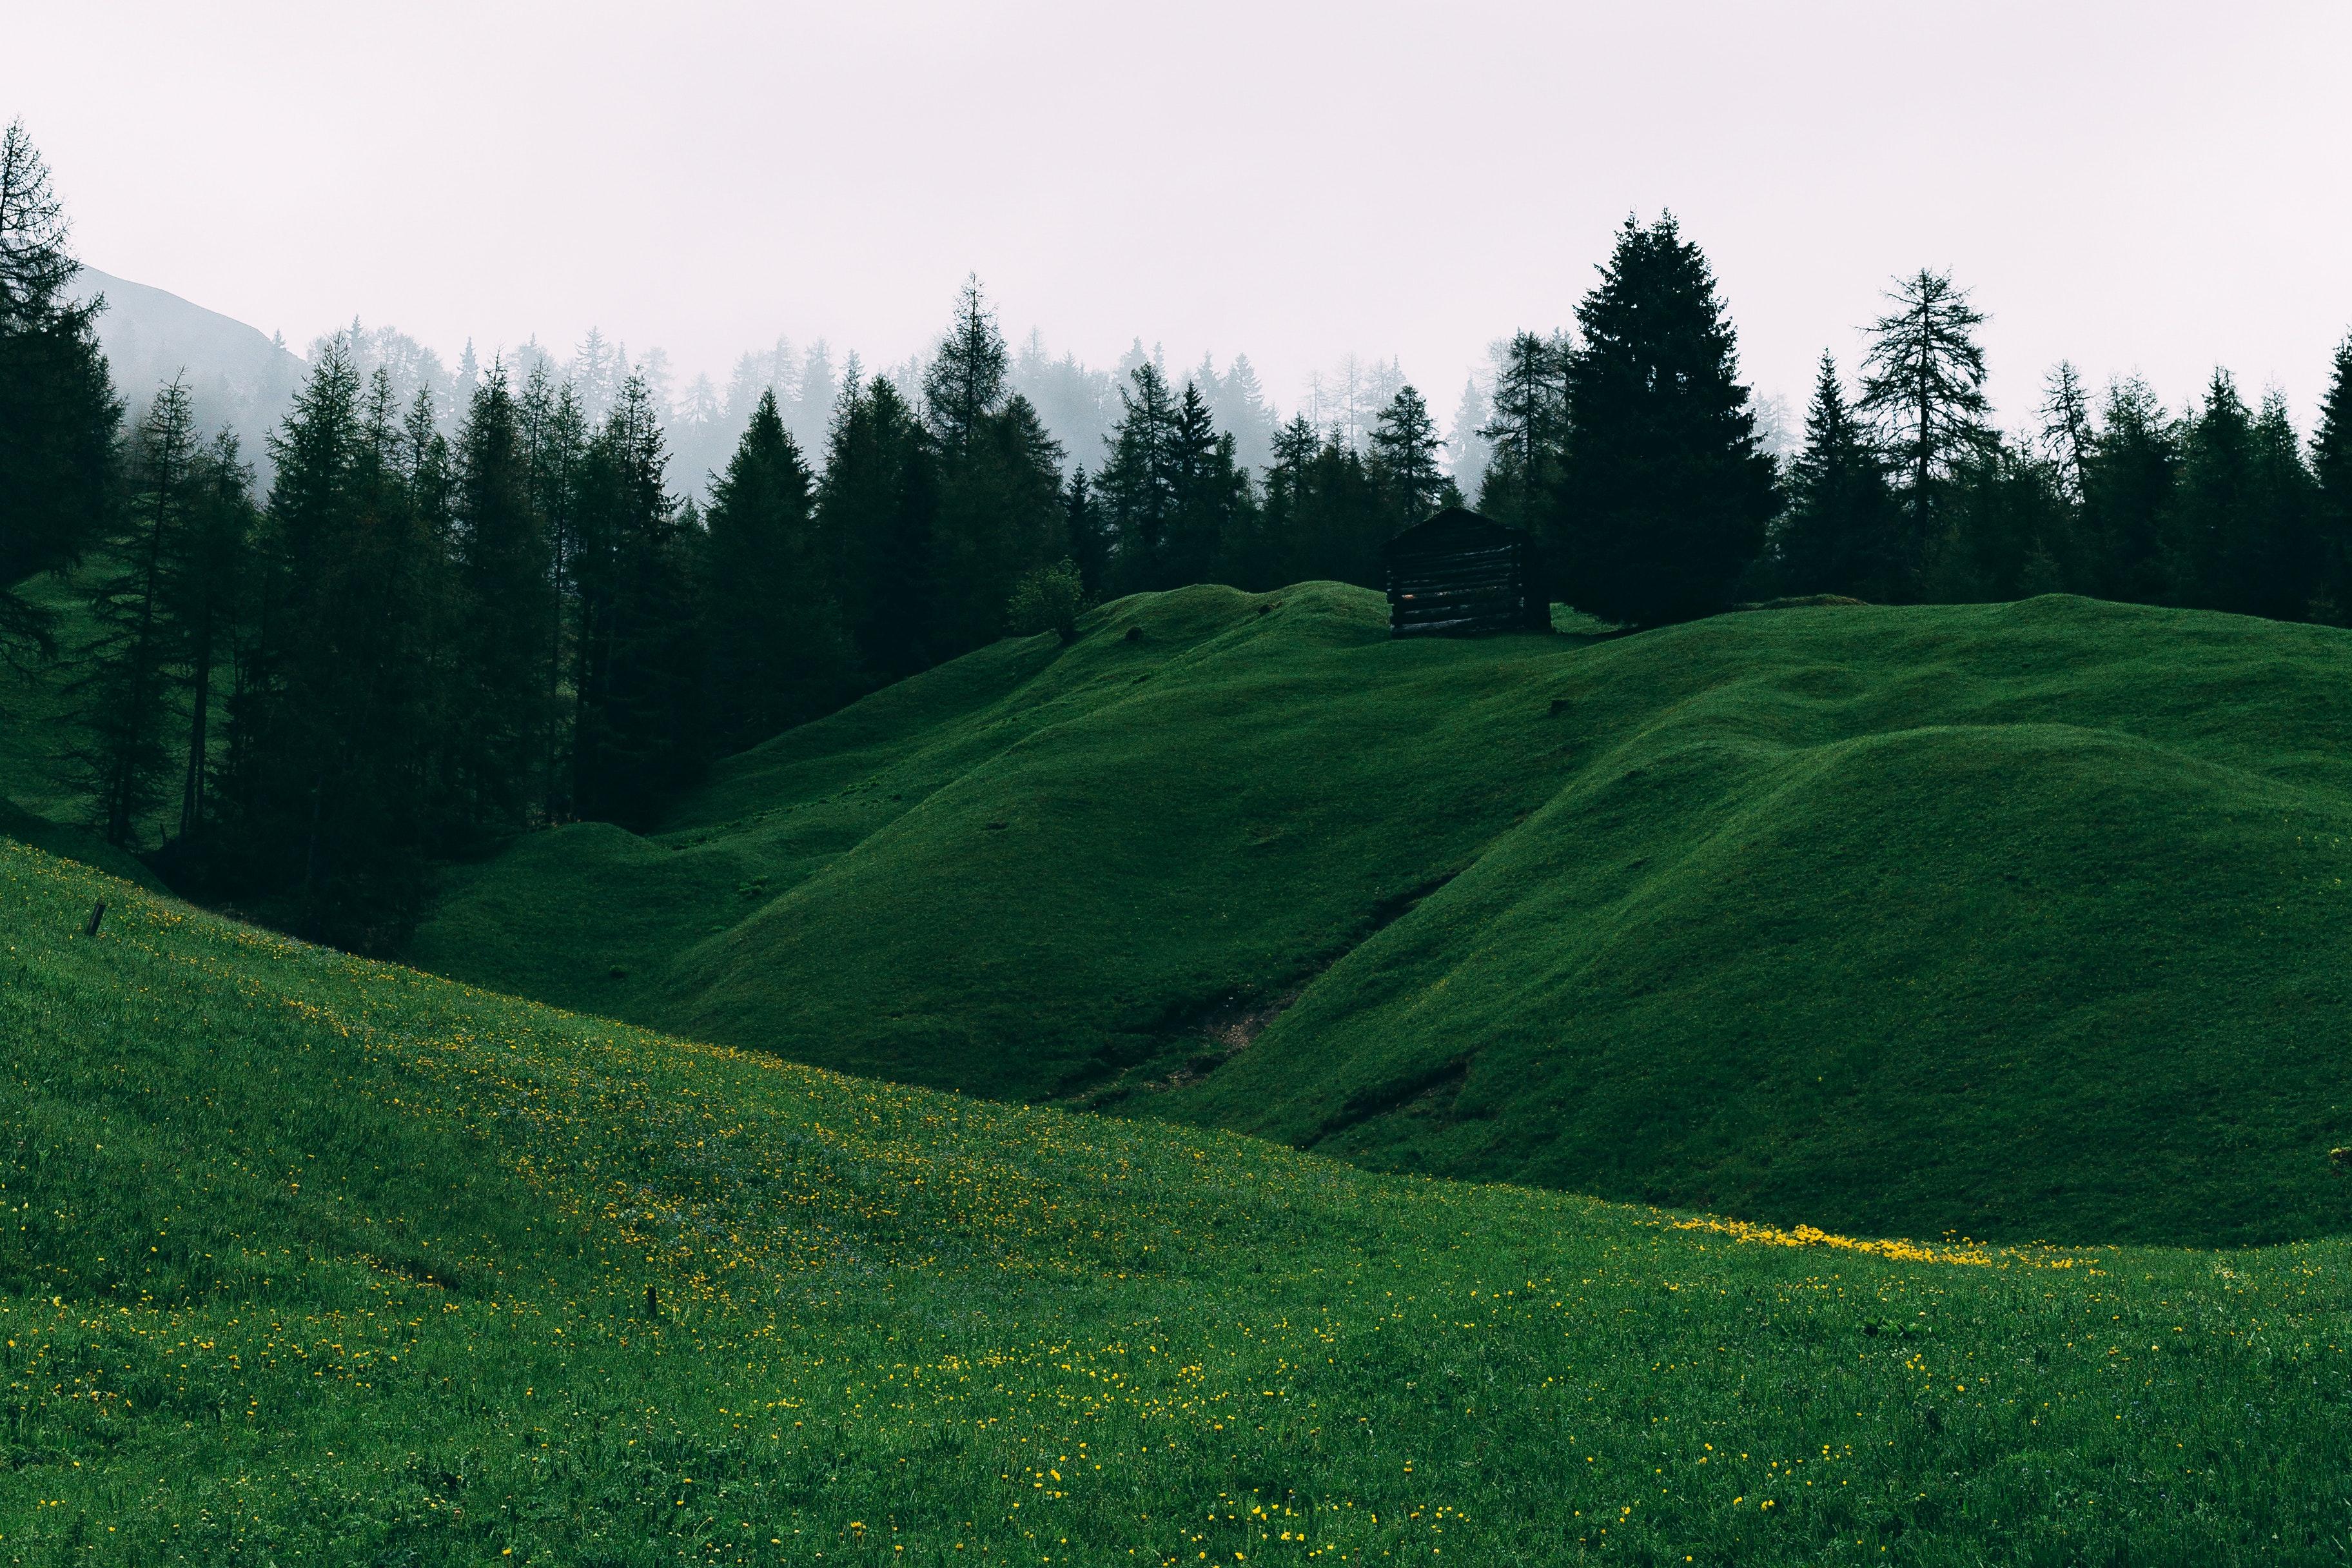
[68,264,304,466]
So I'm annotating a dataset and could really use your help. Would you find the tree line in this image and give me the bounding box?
[8,117,2352,947]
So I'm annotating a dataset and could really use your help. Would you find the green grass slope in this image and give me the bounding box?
[10,838,2352,1563]
[414,587,2352,1248]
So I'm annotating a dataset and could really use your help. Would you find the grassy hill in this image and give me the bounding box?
[7,834,2352,1562]
[413,586,2352,1251]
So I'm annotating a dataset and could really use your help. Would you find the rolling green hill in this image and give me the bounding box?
[413,586,2352,1250]
[6,833,2352,1563]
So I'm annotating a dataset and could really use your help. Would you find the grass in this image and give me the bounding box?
[8,835,2352,1564]
[414,585,2352,1248]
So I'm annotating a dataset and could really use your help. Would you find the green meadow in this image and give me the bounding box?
[417,585,2352,1249]
[5,835,2352,1565]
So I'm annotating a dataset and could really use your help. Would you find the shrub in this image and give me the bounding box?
[1006,559,1089,643]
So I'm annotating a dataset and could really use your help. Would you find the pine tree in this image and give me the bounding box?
[1253,416,1322,589]
[75,380,201,845]
[1858,269,1992,559]
[1553,214,1778,625]
[450,364,555,831]
[1098,361,1182,590]
[2311,337,2352,618]
[1369,386,1448,530]
[1447,376,1492,499]
[0,119,121,662]
[1063,467,1110,598]
[702,388,847,747]
[1778,354,1901,600]
[1213,353,1278,474]
[1476,331,1568,528]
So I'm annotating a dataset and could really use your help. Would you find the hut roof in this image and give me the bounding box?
[1382,507,1530,559]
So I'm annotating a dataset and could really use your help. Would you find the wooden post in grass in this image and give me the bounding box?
[83,900,104,937]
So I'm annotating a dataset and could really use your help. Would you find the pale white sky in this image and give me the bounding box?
[10,0,2351,429]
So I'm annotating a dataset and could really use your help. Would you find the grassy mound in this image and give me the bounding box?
[414,587,2352,1247]
[7,838,2352,1562]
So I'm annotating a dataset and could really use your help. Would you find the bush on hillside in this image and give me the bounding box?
[1007,558,1088,643]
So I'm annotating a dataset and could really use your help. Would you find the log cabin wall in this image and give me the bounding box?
[1384,508,1550,638]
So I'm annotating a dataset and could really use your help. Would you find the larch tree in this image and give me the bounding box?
[1858,269,1992,556]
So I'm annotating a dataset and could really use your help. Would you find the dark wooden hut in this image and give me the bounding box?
[1383,507,1549,638]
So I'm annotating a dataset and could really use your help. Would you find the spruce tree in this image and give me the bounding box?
[1779,354,1901,599]
[817,375,937,681]
[1858,269,1992,564]
[921,275,1008,453]
[0,120,121,662]
[1097,361,1182,590]
[572,377,705,828]
[2311,337,2352,617]
[2039,361,2094,503]
[2082,377,2177,602]
[1553,214,1778,625]
[74,380,200,845]
[2246,389,2320,621]
[519,365,587,819]
[702,387,847,746]
[1164,382,1246,585]
[1253,416,1322,589]
[451,363,555,830]
[1063,467,1111,598]
[2166,370,2257,611]
[1369,386,1448,530]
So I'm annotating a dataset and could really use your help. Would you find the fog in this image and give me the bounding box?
[14,1,2351,475]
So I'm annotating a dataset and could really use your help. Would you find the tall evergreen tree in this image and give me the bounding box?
[932,393,1066,651]
[230,350,448,945]
[450,364,554,831]
[1164,382,1246,586]
[74,380,200,844]
[1063,466,1111,599]
[571,377,705,828]
[818,374,937,681]
[164,431,255,842]
[2039,361,2094,504]
[1552,214,1778,625]
[922,275,1009,453]
[1368,385,1449,529]
[518,364,587,819]
[1476,330,1568,528]
[2082,376,2177,602]
[2166,370,2257,611]
[2246,389,2320,621]
[0,120,120,662]
[1778,354,1901,600]
[2313,337,2352,617]
[1098,361,1182,590]
[1858,268,1992,556]
[703,388,847,747]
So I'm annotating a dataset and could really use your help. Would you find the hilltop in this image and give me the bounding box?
[413,585,2352,1249]
[5,832,2351,1562]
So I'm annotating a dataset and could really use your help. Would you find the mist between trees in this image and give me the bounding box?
[7,117,2352,948]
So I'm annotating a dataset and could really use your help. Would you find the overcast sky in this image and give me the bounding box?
[10,1,2351,430]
